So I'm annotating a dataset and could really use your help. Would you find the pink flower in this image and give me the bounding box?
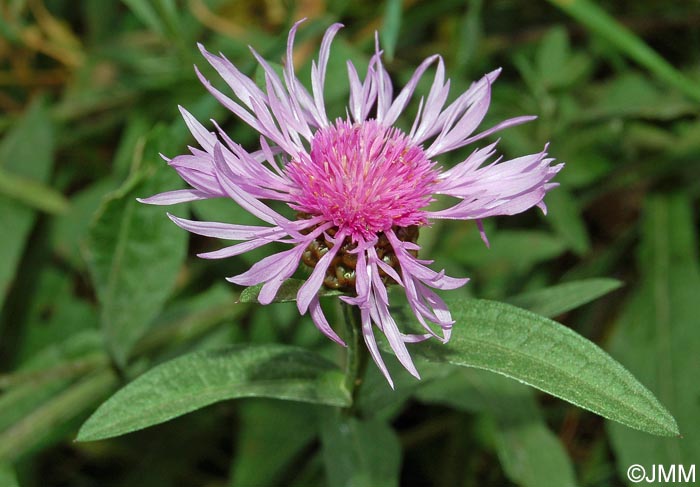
[140,21,562,387]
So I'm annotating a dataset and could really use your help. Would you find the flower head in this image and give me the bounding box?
[140,21,563,387]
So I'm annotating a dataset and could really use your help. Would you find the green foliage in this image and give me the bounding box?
[1,1,698,485]
[229,400,318,487]
[85,126,188,366]
[77,345,351,441]
[0,464,19,487]
[321,413,401,487]
[607,194,700,484]
[405,299,678,436]
[0,99,54,311]
[417,369,579,487]
[507,278,622,318]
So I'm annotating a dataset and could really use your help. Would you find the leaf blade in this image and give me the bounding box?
[77,344,351,442]
[0,98,54,310]
[321,414,401,487]
[507,278,622,318]
[607,193,700,478]
[86,126,187,366]
[410,299,678,436]
[418,369,579,487]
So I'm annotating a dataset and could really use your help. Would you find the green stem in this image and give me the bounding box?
[340,302,369,412]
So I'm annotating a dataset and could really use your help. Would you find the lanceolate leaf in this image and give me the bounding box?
[507,278,622,318]
[407,299,678,436]
[77,345,351,442]
[86,125,187,366]
[417,369,579,487]
[0,98,54,311]
[230,400,317,487]
[321,413,401,487]
[607,194,700,480]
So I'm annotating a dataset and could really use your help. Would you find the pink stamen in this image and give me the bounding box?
[286,119,438,240]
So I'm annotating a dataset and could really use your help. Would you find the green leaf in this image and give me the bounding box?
[77,345,351,442]
[0,166,69,214]
[453,230,567,272]
[0,98,54,310]
[380,0,402,61]
[0,330,112,459]
[417,369,579,487]
[607,193,700,481]
[86,125,188,366]
[0,370,117,463]
[14,269,99,364]
[229,400,317,487]
[239,278,345,304]
[507,278,622,318]
[536,27,571,89]
[545,187,591,256]
[122,0,166,36]
[536,27,591,90]
[321,413,401,487]
[0,463,19,487]
[0,331,106,439]
[455,0,483,74]
[50,178,118,269]
[546,0,700,103]
[408,299,678,436]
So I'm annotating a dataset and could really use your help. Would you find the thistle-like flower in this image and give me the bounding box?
[140,21,562,387]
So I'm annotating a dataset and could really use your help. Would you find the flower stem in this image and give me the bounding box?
[340,302,369,411]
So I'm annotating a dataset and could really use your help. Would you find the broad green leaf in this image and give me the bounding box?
[86,125,187,366]
[50,178,118,269]
[321,413,401,487]
[507,278,622,318]
[0,99,54,310]
[417,369,579,487]
[229,400,317,487]
[0,370,117,463]
[239,278,345,304]
[406,299,678,436]
[0,463,19,487]
[77,345,351,441]
[607,194,700,483]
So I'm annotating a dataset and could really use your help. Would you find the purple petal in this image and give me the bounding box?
[296,230,346,314]
[137,189,210,205]
[309,296,346,346]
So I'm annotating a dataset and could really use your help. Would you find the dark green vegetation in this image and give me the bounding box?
[1,1,698,486]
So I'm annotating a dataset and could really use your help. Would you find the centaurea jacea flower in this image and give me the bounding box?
[140,22,563,387]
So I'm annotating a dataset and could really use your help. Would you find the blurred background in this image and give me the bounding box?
[0,0,698,486]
